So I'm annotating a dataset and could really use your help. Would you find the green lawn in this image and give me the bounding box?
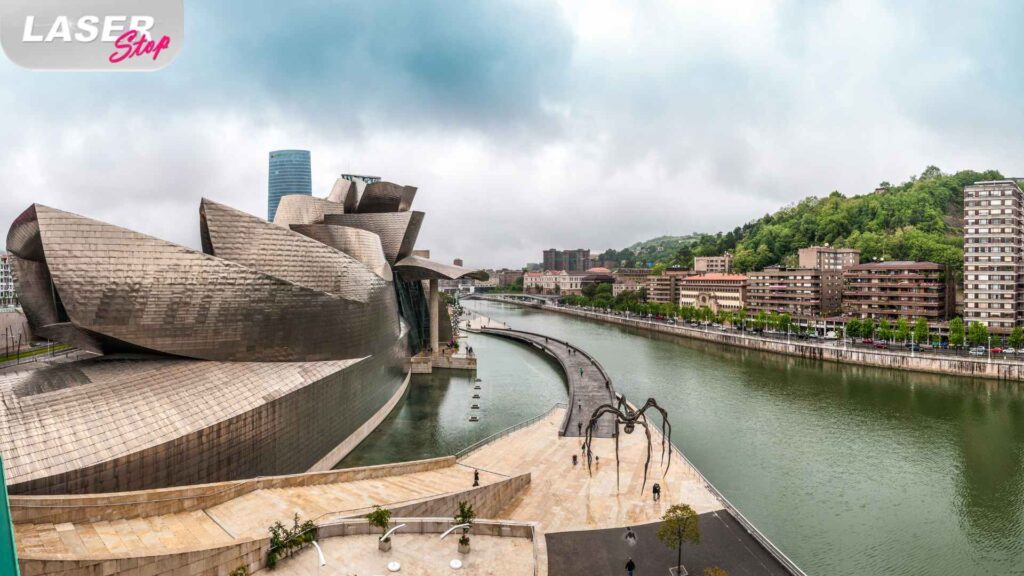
[0,343,70,364]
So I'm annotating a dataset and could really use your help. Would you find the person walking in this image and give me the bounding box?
[473,469,480,487]
[572,454,578,466]
[653,482,661,502]
[578,421,583,435]
[625,557,636,576]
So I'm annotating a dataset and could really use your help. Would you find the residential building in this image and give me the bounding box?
[746,266,842,319]
[497,269,524,287]
[842,261,954,321]
[0,252,16,307]
[693,254,733,274]
[613,268,652,282]
[678,274,748,312]
[523,268,614,295]
[798,246,861,271]
[542,248,592,272]
[645,268,694,304]
[964,179,1024,333]
[613,280,645,297]
[267,149,312,221]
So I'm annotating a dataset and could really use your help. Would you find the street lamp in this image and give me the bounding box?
[311,541,326,576]
[988,335,992,364]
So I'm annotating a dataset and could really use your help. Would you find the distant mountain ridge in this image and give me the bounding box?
[605,167,1006,280]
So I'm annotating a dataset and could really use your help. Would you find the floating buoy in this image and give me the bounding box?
[469,416,479,422]
[471,404,480,409]
[473,385,481,390]
[475,378,482,382]
[472,394,480,399]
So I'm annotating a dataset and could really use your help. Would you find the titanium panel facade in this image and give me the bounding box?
[7,204,398,362]
[356,182,417,213]
[289,224,393,281]
[324,212,424,264]
[393,254,490,281]
[271,195,347,227]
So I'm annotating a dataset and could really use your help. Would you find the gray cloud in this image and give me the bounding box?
[2,0,1024,268]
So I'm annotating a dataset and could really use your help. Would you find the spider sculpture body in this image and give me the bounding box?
[582,396,672,494]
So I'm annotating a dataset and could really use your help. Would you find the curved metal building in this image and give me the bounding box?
[2,175,486,494]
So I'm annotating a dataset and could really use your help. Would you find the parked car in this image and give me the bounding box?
[861,338,874,344]
[906,343,921,352]
[969,347,986,356]
[920,344,934,351]
[873,342,888,349]
[991,347,1004,354]
[1004,347,1016,354]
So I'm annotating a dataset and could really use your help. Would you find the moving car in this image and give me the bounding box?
[873,342,889,349]
[969,347,986,356]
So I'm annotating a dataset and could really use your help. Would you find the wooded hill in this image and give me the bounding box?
[607,167,1006,280]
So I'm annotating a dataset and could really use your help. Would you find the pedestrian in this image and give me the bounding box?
[653,482,661,502]
[572,454,578,466]
[579,367,584,377]
[578,421,583,435]
[473,469,480,487]
[578,401,582,413]
[625,557,636,576]
[595,455,599,467]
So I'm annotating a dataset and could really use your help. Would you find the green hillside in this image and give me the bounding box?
[622,167,1005,280]
[598,234,700,267]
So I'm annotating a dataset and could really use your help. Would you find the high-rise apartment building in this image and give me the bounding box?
[268,150,312,221]
[0,252,16,307]
[842,261,954,321]
[964,179,1024,333]
[542,248,592,272]
[798,246,861,271]
[693,254,733,274]
[746,267,842,319]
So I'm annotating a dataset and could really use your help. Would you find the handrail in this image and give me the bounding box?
[455,402,567,459]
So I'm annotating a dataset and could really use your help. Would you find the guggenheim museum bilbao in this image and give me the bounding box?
[0,178,485,495]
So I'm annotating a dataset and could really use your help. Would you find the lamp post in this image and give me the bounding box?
[311,541,326,576]
[988,335,992,364]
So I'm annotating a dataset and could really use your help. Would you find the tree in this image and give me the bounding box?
[895,318,910,343]
[845,319,862,339]
[949,317,965,348]
[366,505,392,544]
[651,263,667,276]
[914,318,929,344]
[967,321,990,347]
[1010,327,1024,349]
[878,319,891,342]
[657,504,700,575]
[453,501,476,549]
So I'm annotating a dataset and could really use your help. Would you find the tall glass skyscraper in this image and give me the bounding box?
[268,149,312,221]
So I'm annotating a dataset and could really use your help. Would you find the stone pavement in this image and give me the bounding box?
[478,327,618,438]
[270,534,535,576]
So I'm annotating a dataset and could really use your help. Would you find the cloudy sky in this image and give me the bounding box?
[1,0,1023,268]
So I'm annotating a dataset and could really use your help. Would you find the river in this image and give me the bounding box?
[343,300,1024,575]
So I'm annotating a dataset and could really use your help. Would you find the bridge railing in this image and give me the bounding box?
[455,402,567,459]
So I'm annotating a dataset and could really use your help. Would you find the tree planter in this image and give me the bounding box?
[668,566,688,576]
[379,538,392,552]
[458,540,471,554]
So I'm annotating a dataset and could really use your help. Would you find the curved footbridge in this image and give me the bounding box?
[11,320,804,576]
[474,325,618,438]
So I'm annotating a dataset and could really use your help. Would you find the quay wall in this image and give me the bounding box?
[473,297,1024,381]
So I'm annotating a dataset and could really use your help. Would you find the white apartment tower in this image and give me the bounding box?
[963,180,1024,333]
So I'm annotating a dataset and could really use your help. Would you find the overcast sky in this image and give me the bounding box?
[2,0,1023,268]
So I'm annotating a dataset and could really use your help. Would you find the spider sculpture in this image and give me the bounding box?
[582,396,672,494]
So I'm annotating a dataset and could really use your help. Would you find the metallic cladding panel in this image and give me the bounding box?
[326,178,358,212]
[356,181,417,213]
[271,195,346,227]
[393,254,490,281]
[0,332,408,494]
[17,204,399,362]
[289,224,393,281]
[323,212,424,264]
[200,198,388,298]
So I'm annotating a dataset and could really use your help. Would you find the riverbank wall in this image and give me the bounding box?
[473,297,1024,381]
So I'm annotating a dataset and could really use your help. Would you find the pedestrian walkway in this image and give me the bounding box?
[477,327,618,438]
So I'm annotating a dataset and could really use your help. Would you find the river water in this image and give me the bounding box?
[342,300,1024,575]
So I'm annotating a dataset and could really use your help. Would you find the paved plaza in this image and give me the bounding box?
[271,534,535,576]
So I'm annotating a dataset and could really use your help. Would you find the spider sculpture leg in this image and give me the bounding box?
[582,404,623,478]
[635,416,654,494]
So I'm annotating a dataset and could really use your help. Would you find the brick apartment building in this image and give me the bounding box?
[746,266,842,319]
[842,261,954,322]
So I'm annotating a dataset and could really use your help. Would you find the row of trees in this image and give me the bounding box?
[562,284,1024,347]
